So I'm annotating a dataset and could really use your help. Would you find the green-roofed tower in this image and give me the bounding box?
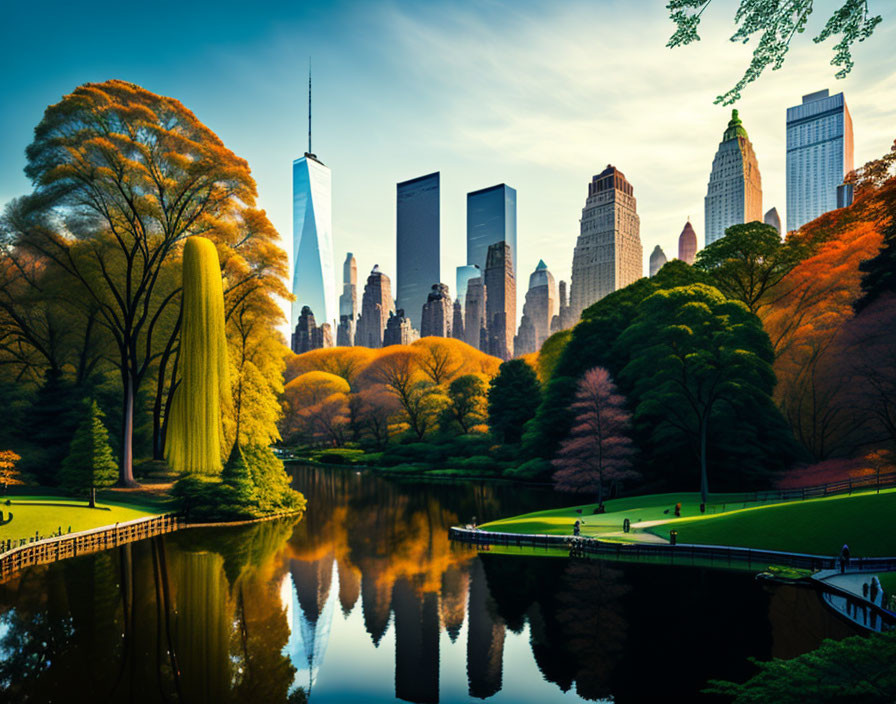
[704,109,763,245]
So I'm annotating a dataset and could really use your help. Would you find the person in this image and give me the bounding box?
[870,576,879,604]
[839,544,851,573]
[573,520,580,537]
[471,516,477,529]
[674,502,681,517]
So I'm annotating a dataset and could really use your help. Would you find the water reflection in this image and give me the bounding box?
[0,465,861,703]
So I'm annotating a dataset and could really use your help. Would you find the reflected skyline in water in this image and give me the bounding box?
[0,465,859,703]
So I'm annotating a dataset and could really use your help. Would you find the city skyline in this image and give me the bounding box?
[2,2,896,332]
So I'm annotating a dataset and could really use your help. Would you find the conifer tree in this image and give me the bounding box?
[60,401,118,508]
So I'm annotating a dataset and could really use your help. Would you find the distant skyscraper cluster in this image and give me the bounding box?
[290,78,858,358]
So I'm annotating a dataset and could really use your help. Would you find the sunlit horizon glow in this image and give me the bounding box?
[2,0,895,332]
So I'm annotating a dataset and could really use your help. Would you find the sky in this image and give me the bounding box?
[2,0,895,329]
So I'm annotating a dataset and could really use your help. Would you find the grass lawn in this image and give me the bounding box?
[0,494,169,545]
[480,488,896,557]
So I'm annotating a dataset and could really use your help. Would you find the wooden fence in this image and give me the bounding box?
[0,513,180,583]
[449,527,896,573]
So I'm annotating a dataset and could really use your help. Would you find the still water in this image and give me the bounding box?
[0,464,857,703]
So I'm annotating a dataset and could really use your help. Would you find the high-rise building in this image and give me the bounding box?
[704,109,762,245]
[463,277,487,350]
[484,241,515,360]
[456,265,481,310]
[514,260,556,356]
[397,172,440,331]
[550,280,576,334]
[569,165,642,318]
[337,252,358,346]
[452,299,465,343]
[467,184,517,277]
[420,283,452,338]
[383,309,418,347]
[291,306,333,354]
[678,221,698,264]
[355,266,395,348]
[649,245,667,277]
[786,90,853,232]
[764,207,782,235]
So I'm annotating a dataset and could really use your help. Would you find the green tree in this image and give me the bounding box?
[443,374,488,434]
[618,284,785,505]
[60,400,118,507]
[488,360,541,444]
[694,221,806,316]
[706,631,896,702]
[667,0,882,105]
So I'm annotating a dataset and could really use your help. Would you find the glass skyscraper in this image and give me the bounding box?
[455,264,481,307]
[396,172,440,330]
[466,184,517,277]
[292,154,337,331]
[786,89,853,232]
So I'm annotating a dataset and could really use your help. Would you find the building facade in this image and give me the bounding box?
[678,221,698,264]
[337,252,358,346]
[649,245,667,277]
[420,283,452,338]
[291,153,337,332]
[463,277,487,351]
[397,172,440,331]
[764,207,782,234]
[383,309,418,347]
[291,306,333,354]
[514,260,556,356]
[704,110,763,245]
[484,241,515,360]
[355,266,395,348]
[786,89,854,232]
[467,184,517,278]
[550,280,576,334]
[569,165,642,318]
[455,265,481,311]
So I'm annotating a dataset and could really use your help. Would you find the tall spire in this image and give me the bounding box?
[307,57,312,155]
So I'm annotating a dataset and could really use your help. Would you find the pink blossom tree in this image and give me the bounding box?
[552,367,638,508]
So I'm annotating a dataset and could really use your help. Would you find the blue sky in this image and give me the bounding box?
[2,1,895,326]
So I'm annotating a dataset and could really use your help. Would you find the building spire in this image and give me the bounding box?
[307,58,312,155]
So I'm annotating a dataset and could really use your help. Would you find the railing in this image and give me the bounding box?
[449,526,896,573]
[745,471,896,504]
[0,513,181,583]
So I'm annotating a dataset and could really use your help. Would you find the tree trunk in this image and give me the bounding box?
[120,372,137,487]
[89,487,96,508]
[700,414,709,507]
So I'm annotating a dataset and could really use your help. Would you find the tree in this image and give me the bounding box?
[59,400,118,507]
[11,80,259,485]
[0,449,22,493]
[552,368,638,508]
[667,0,882,105]
[706,631,896,703]
[166,237,231,475]
[695,222,806,316]
[619,284,785,505]
[488,360,541,444]
[364,348,442,440]
[443,374,488,434]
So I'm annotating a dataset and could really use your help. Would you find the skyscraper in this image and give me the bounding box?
[514,260,556,356]
[550,280,575,334]
[397,172,440,331]
[420,283,452,338]
[786,89,854,232]
[355,266,395,348]
[291,71,336,331]
[338,252,358,346]
[704,109,762,245]
[649,245,667,277]
[764,207,782,234]
[678,221,698,264]
[569,165,642,318]
[484,241,515,360]
[463,277,486,350]
[467,184,517,277]
[455,265,481,310]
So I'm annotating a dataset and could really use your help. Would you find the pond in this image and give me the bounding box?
[0,464,858,703]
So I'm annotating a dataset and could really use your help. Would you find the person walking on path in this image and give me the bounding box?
[839,544,851,573]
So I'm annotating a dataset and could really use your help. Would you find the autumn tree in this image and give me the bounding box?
[552,368,637,508]
[364,349,443,440]
[0,449,22,493]
[442,374,488,434]
[488,360,541,444]
[59,400,118,507]
[667,1,882,105]
[10,80,261,485]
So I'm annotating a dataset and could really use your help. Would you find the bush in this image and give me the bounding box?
[503,457,553,481]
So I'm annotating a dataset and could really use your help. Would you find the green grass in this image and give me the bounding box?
[0,495,167,544]
[481,488,896,557]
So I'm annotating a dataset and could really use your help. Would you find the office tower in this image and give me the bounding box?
[290,306,333,354]
[649,245,667,277]
[337,253,358,346]
[550,280,575,334]
[420,283,452,338]
[291,73,336,331]
[397,172,440,330]
[704,109,762,245]
[464,277,487,350]
[837,182,854,209]
[515,260,557,355]
[467,184,517,276]
[786,90,853,232]
[764,207,782,235]
[678,221,698,264]
[452,299,465,342]
[456,265,481,309]
[383,309,418,346]
[570,165,643,318]
[484,242,515,360]
[337,316,354,347]
[356,266,395,348]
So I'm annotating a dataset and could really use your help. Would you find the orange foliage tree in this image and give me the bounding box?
[0,449,22,491]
